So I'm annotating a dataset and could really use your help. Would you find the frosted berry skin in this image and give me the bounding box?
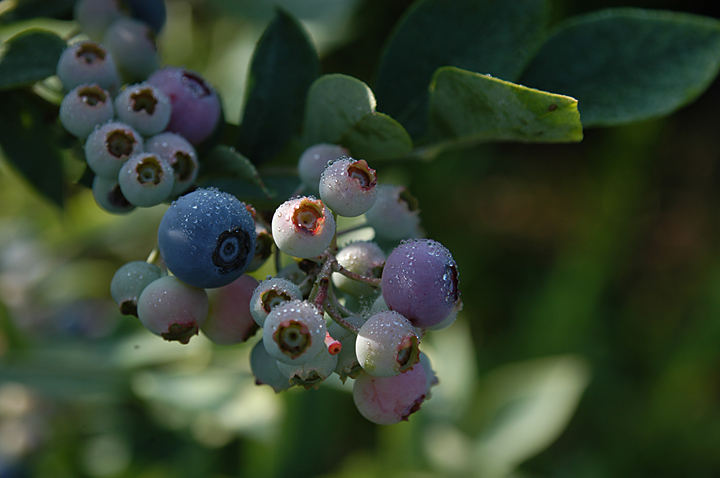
[250,339,294,393]
[125,0,167,33]
[114,83,171,137]
[110,261,163,316]
[56,41,120,93]
[73,0,125,41]
[276,348,338,390]
[332,241,385,298]
[355,310,420,377]
[145,132,199,197]
[297,143,349,194]
[136,275,209,344]
[319,158,378,217]
[201,274,259,345]
[262,300,327,365]
[147,67,222,145]
[364,184,421,240]
[382,239,460,329]
[250,277,303,327]
[92,175,135,214]
[157,188,256,289]
[271,196,336,259]
[85,121,144,178]
[352,364,427,425]
[59,84,114,139]
[118,152,174,207]
[103,17,160,82]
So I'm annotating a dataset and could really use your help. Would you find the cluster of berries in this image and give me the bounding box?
[65,0,463,426]
[57,0,221,212]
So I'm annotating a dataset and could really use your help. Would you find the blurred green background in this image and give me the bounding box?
[2,0,720,476]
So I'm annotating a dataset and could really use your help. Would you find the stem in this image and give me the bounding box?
[274,244,283,275]
[332,262,382,287]
[323,298,360,335]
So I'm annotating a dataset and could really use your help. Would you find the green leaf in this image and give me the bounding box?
[520,8,720,127]
[427,66,582,150]
[0,29,66,90]
[0,91,65,207]
[199,145,270,197]
[374,0,549,138]
[303,74,412,161]
[339,112,412,161]
[465,356,590,476]
[236,9,319,164]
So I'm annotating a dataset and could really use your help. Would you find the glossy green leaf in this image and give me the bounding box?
[303,74,375,146]
[339,112,412,161]
[427,66,582,150]
[0,29,65,90]
[303,74,412,161]
[520,8,720,127]
[199,145,270,197]
[236,9,319,163]
[374,0,549,138]
[0,91,65,207]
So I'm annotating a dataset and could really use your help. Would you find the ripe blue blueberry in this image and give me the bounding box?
[56,40,120,93]
[103,17,160,81]
[114,83,171,137]
[118,152,174,207]
[59,84,114,139]
[147,67,222,145]
[157,188,256,289]
[85,121,144,178]
[382,239,460,328]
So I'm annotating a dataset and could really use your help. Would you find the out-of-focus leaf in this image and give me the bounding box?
[303,74,412,161]
[0,91,65,207]
[427,66,582,150]
[0,0,75,23]
[374,0,549,138]
[0,29,65,90]
[236,9,319,164]
[463,355,590,476]
[520,8,720,127]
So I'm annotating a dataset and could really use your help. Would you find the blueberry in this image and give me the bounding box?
[271,196,336,259]
[118,152,174,207]
[85,121,144,178]
[92,175,136,214]
[319,157,378,217]
[364,184,421,240]
[114,82,171,137]
[355,310,420,377]
[145,132,199,197]
[297,143,349,194]
[352,365,427,425]
[250,277,303,327]
[201,274,259,345]
[137,275,208,344]
[332,241,385,298]
[125,0,167,33]
[157,188,256,289]
[59,84,114,139]
[381,239,460,328]
[56,40,120,93]
[110,260,163,316]
[147,67,222,145]
[103,17,160,81]
[250,339,295,393]
[262,299,327,365]
[73,0,125,41]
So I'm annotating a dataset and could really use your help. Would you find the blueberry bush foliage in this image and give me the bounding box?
[2,0,720,476]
